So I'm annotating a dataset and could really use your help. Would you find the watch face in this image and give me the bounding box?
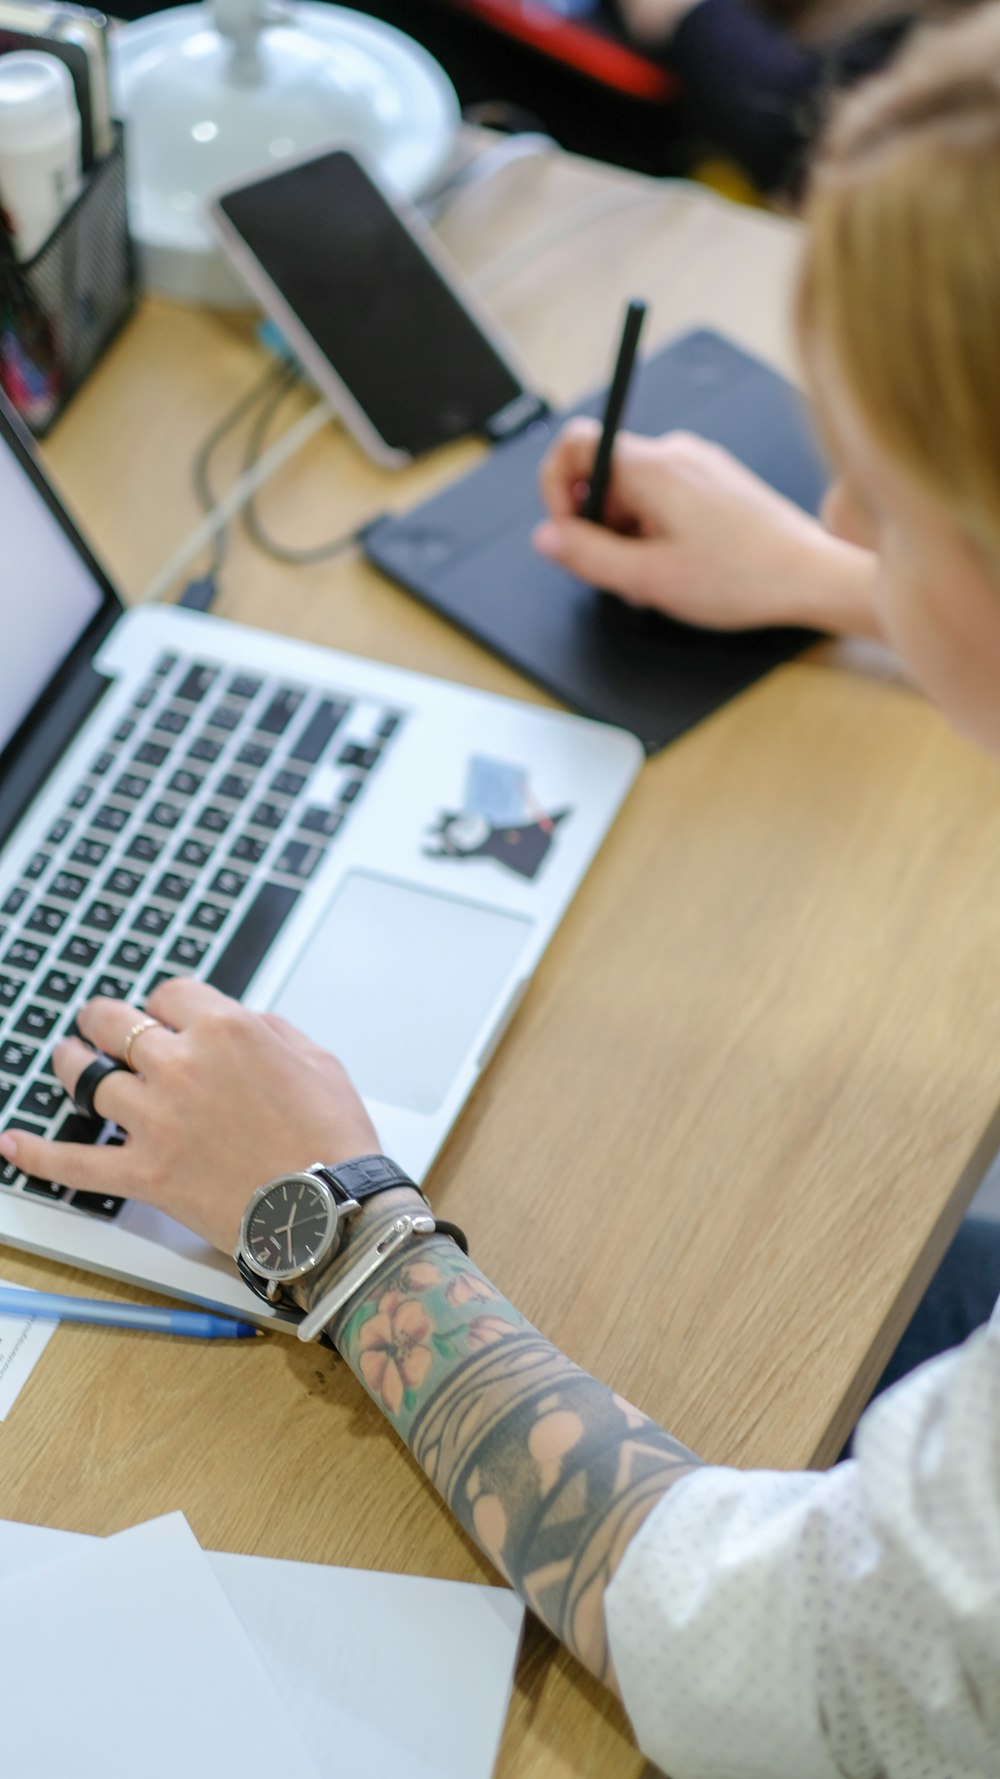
[244,1175,336,1281]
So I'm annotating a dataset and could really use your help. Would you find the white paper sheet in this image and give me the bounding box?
[0,1513,323,1779]
[0,1276,58,1420]
[0,1516,524,1779]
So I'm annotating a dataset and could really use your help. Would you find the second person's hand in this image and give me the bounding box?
[533,418,882,638]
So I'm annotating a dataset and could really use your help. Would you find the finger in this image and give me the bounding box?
[146,976,240,1031]
[538,417,602,518]
[0,1125,128,1196]
[76,997,173,1072]
[53,1037,144,1126]
[531,515,658,603]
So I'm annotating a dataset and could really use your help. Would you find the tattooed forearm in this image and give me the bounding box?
[334,1228,700,1683]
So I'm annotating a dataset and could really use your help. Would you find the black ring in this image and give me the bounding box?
[73,1055,126,1121]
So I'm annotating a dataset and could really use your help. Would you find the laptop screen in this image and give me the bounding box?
[0,408,116,757]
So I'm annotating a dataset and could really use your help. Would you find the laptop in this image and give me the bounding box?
[0,398,641,1327]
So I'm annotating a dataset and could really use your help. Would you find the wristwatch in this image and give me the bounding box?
[235,1154,420,1312]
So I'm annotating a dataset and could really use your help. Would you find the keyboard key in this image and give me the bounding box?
[46,818,72,845]
[339,743,380,771]
[133,682,158,711]
[111,939,153,973]
[71,838,110,868]
[0,1158,21,1188]
[134,740,169,768]
[154,651,178,678]
[38,968,81,1003]
[153,707,190,736]
[207,703,242,732]
[153,872,191,904]
[258,688,303,736]
[49,870,88,901]
[0,972,24,1008]
[236,741,271,769]
[93,803,130,834]
[54,1111,101,1147]
[112,771,149,801]
[196,805,232,835]
[148,801,182,831]
[134,905,172,938]
[81,900,122,934]
[301,808,342,838]
[69,1188,123,1219]
[90,750,115,777]
[60,934,100,969]
[104,867,144,899]
[168,768,203,798]
[24,1177,67,1201]
[190,901,227,933]
[125,833,164,865]
[188,735,223,763]
[176,663,218,703]
[0,1080,15,1113]
[26,904,66,935]
[18,1078,64,1121]
[143,972,175,998]
[228,674,261,700]
[230,834,267,864]
[6,939,45,970]
[377,713,401,740]
[69,782,94,811]
[290,699,346,764]
[208,883,301,997]
[0,1039,37,1076]
[1,886,28,916]
[113,718,136,744]
[92,974,133,1001]
[174,838,212,870]
[271,769,306,798]
[167,934,209,969]
[209,868,248,900]
[249,801,284,832]
[340,778,363,806]
[217,773,252,802]
[16,1004,58,1040]
[24,850,49,880]
[274,840,321,880]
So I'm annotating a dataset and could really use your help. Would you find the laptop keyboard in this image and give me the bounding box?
[0,649,404,1219]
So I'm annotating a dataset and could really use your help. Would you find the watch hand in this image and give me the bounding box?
[287,1227,294,1266]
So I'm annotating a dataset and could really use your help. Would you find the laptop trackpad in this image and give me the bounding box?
[271,871,533,1114]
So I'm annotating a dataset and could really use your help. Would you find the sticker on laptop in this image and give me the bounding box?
[425,756,571,881]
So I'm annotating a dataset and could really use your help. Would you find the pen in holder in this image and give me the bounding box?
[0,121,136,435]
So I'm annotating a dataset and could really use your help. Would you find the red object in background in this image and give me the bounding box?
[439,0,675,100]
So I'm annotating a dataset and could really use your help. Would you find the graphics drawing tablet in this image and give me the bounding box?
[363,328,829,754]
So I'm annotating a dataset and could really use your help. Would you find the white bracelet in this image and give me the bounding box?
[296,1212,437,1344]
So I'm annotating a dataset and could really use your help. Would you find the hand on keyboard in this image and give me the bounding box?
[0,980,378,1253]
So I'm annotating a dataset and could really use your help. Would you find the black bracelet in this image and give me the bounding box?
[432,1216,469,1255]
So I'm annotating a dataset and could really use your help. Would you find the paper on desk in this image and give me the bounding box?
[0,1512,323,1779]
[0,1274,58,1420]
[0,1516,525,1779]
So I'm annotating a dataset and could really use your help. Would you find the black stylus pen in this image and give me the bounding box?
[580,298,648,525]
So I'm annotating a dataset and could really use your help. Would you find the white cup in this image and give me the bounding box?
[0,52,82,261]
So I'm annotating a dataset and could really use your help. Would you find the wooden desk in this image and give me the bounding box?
[4,145,1000,1777]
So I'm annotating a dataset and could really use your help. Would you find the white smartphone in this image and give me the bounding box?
[209,148,547,469]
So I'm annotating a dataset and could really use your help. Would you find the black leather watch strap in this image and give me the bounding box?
[315,1153,420,1204]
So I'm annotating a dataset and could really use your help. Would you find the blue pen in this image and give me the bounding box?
[0,1285,263,1340]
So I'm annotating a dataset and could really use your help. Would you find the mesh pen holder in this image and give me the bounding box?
[0,123,137,437]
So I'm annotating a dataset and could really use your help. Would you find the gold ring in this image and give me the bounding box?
[123,1017,160,1074]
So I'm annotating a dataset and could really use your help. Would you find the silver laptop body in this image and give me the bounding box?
[0,401,641,1326]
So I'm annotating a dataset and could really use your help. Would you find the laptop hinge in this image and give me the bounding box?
[0,657,111,852]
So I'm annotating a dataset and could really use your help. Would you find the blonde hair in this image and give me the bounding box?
[798,4,1000,564]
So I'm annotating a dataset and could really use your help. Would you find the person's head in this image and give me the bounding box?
[798,4,1000,750]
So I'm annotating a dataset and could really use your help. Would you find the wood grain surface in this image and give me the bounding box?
[3,143,997,1778]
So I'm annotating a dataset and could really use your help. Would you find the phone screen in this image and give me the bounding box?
[217,152,528,458]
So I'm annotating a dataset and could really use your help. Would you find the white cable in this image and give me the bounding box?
[142,172,684,604]
[138,393,333,604]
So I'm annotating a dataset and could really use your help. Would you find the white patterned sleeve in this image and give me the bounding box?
[604,1319,1000,1779]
